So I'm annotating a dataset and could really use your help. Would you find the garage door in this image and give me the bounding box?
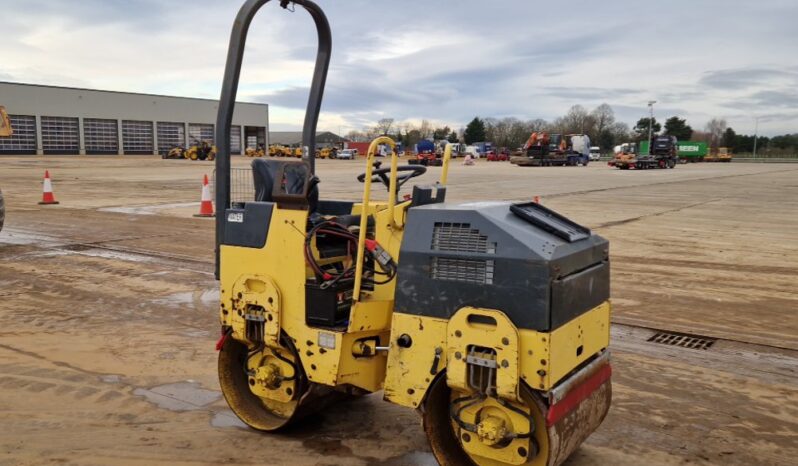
[84,118,119,154]
[122,120,154,155]
[230,125,241,154]
[41,116,80,155]
[0,115,37,154]
[189,123,214,146]
[157,122,185,155]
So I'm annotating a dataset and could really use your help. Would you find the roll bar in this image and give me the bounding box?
[214,0,331,277]
[352,136,398,302]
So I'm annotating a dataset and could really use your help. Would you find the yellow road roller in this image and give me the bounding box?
[213,2,611,465]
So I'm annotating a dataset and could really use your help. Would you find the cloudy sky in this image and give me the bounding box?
[2,0,797,136]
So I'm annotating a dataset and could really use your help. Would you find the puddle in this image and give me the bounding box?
[151,289,219,310]
[0,228,65,247]
[66,246,156,264]
[99,202,199,216]
[377,451,437,466]
[100,374,122,384]
[211,410,248,429]
[133,381,221,412]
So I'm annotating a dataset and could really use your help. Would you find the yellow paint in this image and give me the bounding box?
[383,302,610,409]
[447,308,520,401]
[520,301,611,390]
[384,313,449,408]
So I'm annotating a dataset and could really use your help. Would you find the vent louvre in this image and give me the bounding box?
[431,257,494,285]
[432,222,496,254]
[647,331,716,350]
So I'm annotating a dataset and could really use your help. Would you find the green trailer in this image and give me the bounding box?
[640,140,708,162]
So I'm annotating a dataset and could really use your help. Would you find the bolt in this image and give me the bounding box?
[455,352,462,360]
[537,369,547,376]
[455,330,462,338]
[501,360,509,368]
[501,337,510,345]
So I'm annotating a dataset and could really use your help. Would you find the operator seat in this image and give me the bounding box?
[252,158,319,211]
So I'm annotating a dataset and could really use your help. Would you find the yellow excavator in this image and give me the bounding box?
[212,2,612,465]
[0,106,11,232]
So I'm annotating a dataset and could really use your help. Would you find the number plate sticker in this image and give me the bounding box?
[227,212,244,223]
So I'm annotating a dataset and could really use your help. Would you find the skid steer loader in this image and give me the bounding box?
[213,2,612,465]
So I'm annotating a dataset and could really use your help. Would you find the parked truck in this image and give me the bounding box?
[408,140,441,166]
[511,132,591,166]
[640,140,708,163]
[610,136,678,169]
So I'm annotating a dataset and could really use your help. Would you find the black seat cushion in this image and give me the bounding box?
[252,158,319,211]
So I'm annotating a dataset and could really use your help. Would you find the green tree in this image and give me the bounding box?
[463,117,486,144]
[432,126,451,140]
[722,127,737,149]
[598,130,615,151]
[447,131,459,143]
[633,117,661,141]
[664,116,693,140]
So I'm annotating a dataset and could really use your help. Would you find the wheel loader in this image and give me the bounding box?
[213,2,612,465]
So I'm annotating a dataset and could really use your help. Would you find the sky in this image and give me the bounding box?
[1,0,797,136]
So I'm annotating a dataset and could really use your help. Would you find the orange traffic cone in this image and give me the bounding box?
[39,170,60,205]
[533,195,540,204]
[194,174,214,218]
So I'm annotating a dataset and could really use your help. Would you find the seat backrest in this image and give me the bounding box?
[252,158,319,211]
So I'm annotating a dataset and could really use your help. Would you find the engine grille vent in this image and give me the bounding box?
[431,257,494,285]
[432,223,496,254]
[647,331,716,350]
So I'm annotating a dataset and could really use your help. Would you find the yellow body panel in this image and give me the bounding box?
[384,313,449,408]
[384,302,611,409]
[0,106,12,137]
[219,160,413,394]
[446,308,521,401]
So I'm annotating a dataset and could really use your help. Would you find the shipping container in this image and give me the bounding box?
[640,140,707,161]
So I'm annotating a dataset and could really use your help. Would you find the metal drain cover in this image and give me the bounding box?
[647,331,716,350]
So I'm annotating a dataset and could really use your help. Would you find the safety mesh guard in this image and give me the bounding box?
[431,223,496,254]
[431,257,494,285]
[212,168,255,207]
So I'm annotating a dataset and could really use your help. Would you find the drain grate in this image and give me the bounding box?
[647,331,716,350]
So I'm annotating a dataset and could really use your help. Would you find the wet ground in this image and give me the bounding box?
[0,156,796,466]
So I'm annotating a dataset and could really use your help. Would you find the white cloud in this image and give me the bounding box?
[0,0,796,135]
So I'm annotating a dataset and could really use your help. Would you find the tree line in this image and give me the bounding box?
[347,107,797,154]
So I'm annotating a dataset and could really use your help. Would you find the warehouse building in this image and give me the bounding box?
[0,81,269,156]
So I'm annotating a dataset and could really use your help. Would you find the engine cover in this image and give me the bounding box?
[394,201,609,331]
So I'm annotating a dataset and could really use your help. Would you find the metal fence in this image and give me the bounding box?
[212,167,254,207]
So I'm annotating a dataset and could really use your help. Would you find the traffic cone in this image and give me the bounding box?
[533,195,540,204]
[38,170,60,205]
[194,174,214,218]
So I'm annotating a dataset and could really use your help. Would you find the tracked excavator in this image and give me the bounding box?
[213,2,612,465]
[0,106,11,232]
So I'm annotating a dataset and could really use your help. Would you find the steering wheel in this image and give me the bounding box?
[357,161,427,192]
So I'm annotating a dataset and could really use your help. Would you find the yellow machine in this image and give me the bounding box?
[212,2,611,465]
[246,146,266,157]
[706,147,732,163]
[0,106,11,137]
[0,106,9,232]
[185,140,217,161]
[316,147,331,159]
